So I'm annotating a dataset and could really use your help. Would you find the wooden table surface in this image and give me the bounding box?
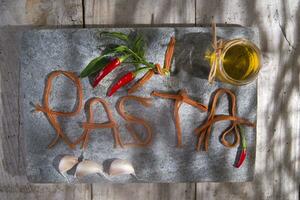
[0,0,299,199]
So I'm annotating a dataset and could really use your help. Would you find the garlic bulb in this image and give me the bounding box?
[109,159,135,176]
[58,155,78,174]
[75,160,104,178]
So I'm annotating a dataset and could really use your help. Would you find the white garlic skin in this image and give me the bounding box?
[58,155,78,174]
[75,160,104,178]
[109,159,135,176]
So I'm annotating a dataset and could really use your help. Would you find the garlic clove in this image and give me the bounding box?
[108,159,135,176]
[75,160,104,178]
[58,155,79,174]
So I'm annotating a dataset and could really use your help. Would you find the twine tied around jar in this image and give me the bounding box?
[208,20,225,84]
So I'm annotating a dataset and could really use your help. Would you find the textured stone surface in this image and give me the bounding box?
[20,27,257,183]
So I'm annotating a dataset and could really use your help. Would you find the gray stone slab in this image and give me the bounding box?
[20,27,257,183]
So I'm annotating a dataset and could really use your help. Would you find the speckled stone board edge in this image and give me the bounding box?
[20,27,258,183]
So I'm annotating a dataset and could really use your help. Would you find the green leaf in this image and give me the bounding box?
[100,31,129,42]
[113,45,129,53]
[129,34,145,57]
[134,34,145,58]
[128,33,145,68]
[80,56,111,78]
[100,45,128,57]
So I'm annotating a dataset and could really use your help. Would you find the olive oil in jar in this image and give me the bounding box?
[207,39,261,85]
[222,43,260,81]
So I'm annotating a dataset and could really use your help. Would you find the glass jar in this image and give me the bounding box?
[208,39,262,85]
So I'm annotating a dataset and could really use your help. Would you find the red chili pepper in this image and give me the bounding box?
[235,125,247,168]
[107,71,136,96]
[235,149,246,168]
[107,67,152,96]
[92,55,128,88]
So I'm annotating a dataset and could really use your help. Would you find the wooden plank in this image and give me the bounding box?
[0,0,83,25]
[92,184,195,200]
[84,0,195,25]
[83,0,197,199]
[0,0,91,200]
[196,0,300,199]
[0,184,91,200]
